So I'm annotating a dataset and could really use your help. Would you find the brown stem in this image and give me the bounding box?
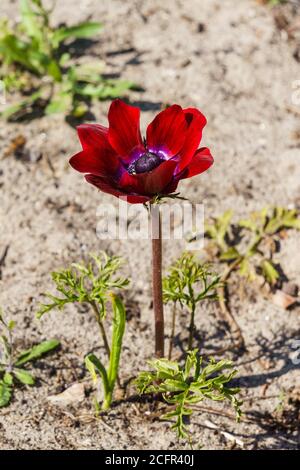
[151,204,164,358]
[91,301,111,357]
[168,302,177,360]
[218,258,246,350]
[192,404,260,424]
[188,302,196,351]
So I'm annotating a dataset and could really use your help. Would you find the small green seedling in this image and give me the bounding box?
[0,308,59,407]
[163,253,222,355]
[85,294,125,410]
[37,252,129,410]
[201,207,300,347]
[205,207,300,286]
[136,349,242,441]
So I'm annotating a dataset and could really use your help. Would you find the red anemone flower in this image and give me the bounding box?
[70,99,213,204]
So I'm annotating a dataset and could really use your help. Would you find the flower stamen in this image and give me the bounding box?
[128,152,162,175]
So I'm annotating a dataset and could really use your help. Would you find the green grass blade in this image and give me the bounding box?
[107,294,126,391]
[52,22,102,48]
[85,353,109,399]
[15,339,60,366]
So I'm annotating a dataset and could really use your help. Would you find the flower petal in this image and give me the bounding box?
[108,99,143,160]
[146,105,188,157]
[163,178,179,195]
[85,174,151,204]
[71,124,120,176]
[177,108,207,172]
[120,159,177,195]
[180,147,214,179]
[70,146,120,177]
[77,124,109,150]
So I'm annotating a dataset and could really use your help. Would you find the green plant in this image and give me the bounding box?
[0,308,59,407]
[267,0,286,5]
[163,252,222,356]
[136,349,242,440]
[206,207,300,286]
[85,294,125,410]
[0,0,134,120]
[202,207,300,348]
[37,252,129,410]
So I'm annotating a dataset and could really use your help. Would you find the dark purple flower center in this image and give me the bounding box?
[128,152,162,175]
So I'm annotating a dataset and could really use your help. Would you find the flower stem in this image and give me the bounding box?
[151,204,164,358]
[218,258,246,350]
[91,301,111,357]
[188,303,196,351]
[102,390,113,410]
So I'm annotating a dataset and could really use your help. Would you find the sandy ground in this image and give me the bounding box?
[0,0,300,450]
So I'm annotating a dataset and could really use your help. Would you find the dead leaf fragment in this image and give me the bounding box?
[204,419,245,448]
[47,383,85,407]
[282,282,299,297]
[3,135,26,159]
[272,290,298,310]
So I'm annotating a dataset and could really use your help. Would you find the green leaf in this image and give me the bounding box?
[107,294,126,390]
[71,102,88,118]
[148,358,180,374]
[205,210,233,251]
[201,358,234,378]
[85,353,110,400]
[13,368,35,385]
[7,320,16,331]
[0,34,39,73]
[0,334,11,360]
[0,380,12,407]
[239,258,256,281]
[286,218,300,230]
[52,22,102,48]
[20,0,43,43]
[160,379,188,392]
[1,89,43,119]
[95,81,135,99]
[163,253,221,312]
[3,372,13,385]
[220,247,240,261]
[268,0,286,5]
[135,371,157,394]
[239,218,258,232]
[37,253,129,318]
[218,210,233,234]
[85,354,99,383]
[162,402,191,439]
[265,207,300,234]
[46,60,62,82]
[59,52,71,66]
[261,259,279,285]
[15,339,60,366]
[45,93,72,114]
[72,61,105,83]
